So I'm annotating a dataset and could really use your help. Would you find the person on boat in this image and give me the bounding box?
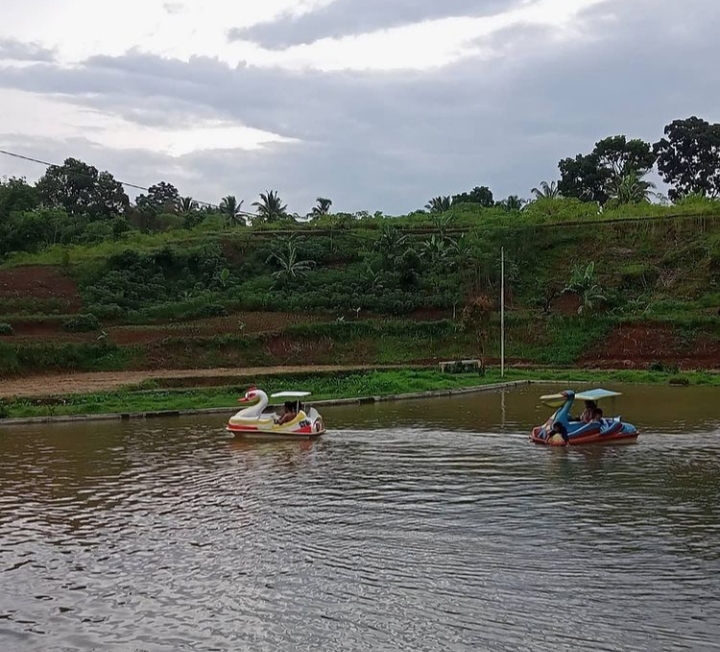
[592,407,604,422]
[580,400,597,423]
[276,401,298,425]
[548,421,569,445]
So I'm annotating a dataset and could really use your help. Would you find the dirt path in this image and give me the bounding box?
[0,364,413,399]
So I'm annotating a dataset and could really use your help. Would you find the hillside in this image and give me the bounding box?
[2,198,720,379]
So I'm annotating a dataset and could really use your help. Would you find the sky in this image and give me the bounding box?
[0,0,718,214]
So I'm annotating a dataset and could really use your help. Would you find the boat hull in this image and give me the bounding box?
[226,424,325,440]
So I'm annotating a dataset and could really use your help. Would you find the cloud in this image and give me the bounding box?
[1,0,719,215]
[0,38,55,62]
[229,0,522,49]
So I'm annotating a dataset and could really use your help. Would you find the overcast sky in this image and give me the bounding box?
[0,0,717,214]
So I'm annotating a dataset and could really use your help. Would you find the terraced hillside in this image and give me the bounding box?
[2,201,720,381]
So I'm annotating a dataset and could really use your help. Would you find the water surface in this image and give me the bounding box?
[1,383,719,651]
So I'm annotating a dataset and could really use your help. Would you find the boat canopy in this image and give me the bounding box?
[270,391,312,398]
[539,388,621,407]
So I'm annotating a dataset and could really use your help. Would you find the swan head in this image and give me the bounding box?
[239,387,261,403]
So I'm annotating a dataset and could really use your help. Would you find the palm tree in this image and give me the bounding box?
[498,195,526,211]
[310,197,332,218]
[531,181,562,200]
[266,235,315,283]
[219,195,245,225]
[607,170,657,204]
[180,196,198,212]
[252,190,288,223]
[425,196,452,213]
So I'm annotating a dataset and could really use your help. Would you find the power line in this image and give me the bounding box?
[0,148,219,207]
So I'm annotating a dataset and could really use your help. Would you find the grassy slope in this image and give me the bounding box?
[2,201,720,376]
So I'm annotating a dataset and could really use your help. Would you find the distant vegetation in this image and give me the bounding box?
[1,115,720,377]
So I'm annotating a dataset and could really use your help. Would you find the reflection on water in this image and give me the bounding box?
[1,384,719,651]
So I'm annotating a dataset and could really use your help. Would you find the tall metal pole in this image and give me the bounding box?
[501,247,505,378]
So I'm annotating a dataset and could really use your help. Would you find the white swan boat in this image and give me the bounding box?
[226,388,326,439]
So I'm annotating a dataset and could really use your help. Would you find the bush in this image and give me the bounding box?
[63,313,100,332]
[0,323,13,335]
[200,303,229,318]
[0,399,8,419]
[648,360,680,374]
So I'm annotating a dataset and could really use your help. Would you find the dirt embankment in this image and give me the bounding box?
[578,324,720,368]
[0,266,82,313]
[0,364,411,399]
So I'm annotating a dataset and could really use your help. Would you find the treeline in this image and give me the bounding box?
[1,116,719,263]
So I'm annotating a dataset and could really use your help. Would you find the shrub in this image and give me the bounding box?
[648,360,680,374]
[0,323,13,335]
[63,313,100,332]
[0,399,8,419]
[200,303,229,318]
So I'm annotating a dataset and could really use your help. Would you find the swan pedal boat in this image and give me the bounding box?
[226,388,326,439]
[530,388,639,446]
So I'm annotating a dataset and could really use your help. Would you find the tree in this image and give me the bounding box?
[451,185,494,207]
[563,261,606,315]
[607,170,657,205]
[594,135,656,178]
[0,177,38,218]
[558,136,656,205]
[219,195,245,225]
[252,190,288,223]
[558,152,608,204]
[180,196,198,212]
[460,295,494,371]
[531,180,561,200]
[36,157,129,218]
[266,235,315,284]
[425,196,451,213]
[136,182,180,215]
[497,195,526,211]
[654,116,720,200]
[310,197,332,218]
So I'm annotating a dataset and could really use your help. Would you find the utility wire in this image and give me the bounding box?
[0,147,219,208]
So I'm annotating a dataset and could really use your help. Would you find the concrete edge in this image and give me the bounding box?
[0,379,548,427]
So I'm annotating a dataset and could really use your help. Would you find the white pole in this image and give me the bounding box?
[501,247,505,378]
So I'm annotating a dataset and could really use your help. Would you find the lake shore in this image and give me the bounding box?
[0,366,713,425]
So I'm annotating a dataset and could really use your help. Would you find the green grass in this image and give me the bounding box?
[3,367,719,420]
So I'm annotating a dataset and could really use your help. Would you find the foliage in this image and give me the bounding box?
[0,322,13,335]
[497,195,526,211]
[451,185,494,207]
[425,196,452,213]
[265,235,316,284]
[252,190,289,223]
[63,313,100,332]
[563,262,607,315]
[135,182,181,215]
[654,116,720,200]
[309,197,333,218]
[460,295,494,367]
[531,181,561,200]
[36,158,129,218]
[558,136,656,205]
[219,195,245,225]
[0,177,39,217]
[606,170,657,205]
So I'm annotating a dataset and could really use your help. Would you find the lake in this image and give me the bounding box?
[1,383,719,651]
